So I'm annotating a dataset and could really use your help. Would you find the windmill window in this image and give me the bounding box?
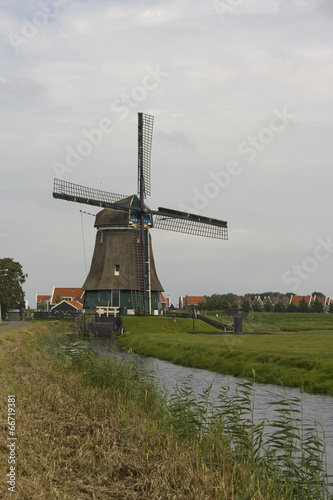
[114,265,120,276]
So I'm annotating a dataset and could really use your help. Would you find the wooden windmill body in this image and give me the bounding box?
[53,113,228,315]
[82,199,163,314]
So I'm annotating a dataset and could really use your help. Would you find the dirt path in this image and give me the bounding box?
[0,321,31,331]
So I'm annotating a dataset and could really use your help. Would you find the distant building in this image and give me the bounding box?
[263,296,274,308]
[235,296,243,308]
[51,300,83,314]
[36,294,51,309]
[314,295,331,311]
[50,287,84,307]
[36,288,84,310]
[160,293,171,310]
[253,296,263,307]
[179,295,205,309]
[290,295,313,307]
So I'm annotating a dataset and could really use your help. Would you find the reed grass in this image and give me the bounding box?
[167,375,332,499]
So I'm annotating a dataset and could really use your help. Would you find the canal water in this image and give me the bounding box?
[95,338,333,481]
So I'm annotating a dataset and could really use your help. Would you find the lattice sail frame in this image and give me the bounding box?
[139,113,154,198]
[153,213,228,240]
[53,178,127,205]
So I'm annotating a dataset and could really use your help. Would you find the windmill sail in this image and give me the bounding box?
[152,207,228,240]
[138,112,154,198]
[53,178,128,207]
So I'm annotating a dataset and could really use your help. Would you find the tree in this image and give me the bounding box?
[274,300,285,312]
[220,298,231,310]
[0,258,27,320]
[200,294,232,311]
[241,298,251,312]
[223,293,237,305]
[310,297,324,313]
[197,300,205,310]
[55,294,63,304]
[263,300,274,312]
[37,301,47,311]
[286,301,297,312]
[298,297,309,313]
[329,302,333,314]
[252,300,263,312]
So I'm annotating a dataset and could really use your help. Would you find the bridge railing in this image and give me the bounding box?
[95,306,120,318]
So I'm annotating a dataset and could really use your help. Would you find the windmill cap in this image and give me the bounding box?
[94,194,153,228]
[94,207,130,228]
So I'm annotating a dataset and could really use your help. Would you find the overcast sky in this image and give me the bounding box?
[1,0,332,308]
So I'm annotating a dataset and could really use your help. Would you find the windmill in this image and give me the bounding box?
[53,112,228,315]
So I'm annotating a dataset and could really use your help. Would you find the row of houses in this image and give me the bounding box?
[37,289,333,314]
[236,294,333,310]
[36,288,172,314]
[177,294,333,311]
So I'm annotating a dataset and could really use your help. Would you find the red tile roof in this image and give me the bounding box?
[51,287,84,305]
[36,294,51,303]
[67,300,83,310]
[160,293,171,307]
[291,295,312,306]
[315,296,327,304]
[179,296,205,308]
[186,296,205,306]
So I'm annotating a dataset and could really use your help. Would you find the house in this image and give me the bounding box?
[51,300,83,315]
[290,295,313,307]
[270,296,290,308]
[50,287,84,307]
[234,296,243,309]
[282,296,291,307]
[160,293,171,310]
[253,296,264,306]
[243,296,253,306]
[312,295,331,311]
[262,296,274,309]
[179,296,205,309]
[325,297,332,311]
[36,294,51,309]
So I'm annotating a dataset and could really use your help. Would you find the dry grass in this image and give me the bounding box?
[0,323,276,499]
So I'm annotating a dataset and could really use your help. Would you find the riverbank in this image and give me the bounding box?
[0,322,289,499]
[119,316,333,396]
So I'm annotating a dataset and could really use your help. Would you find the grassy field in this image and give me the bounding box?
[120,315,333,396]
[227,311,333,333]
[1,321,307,499]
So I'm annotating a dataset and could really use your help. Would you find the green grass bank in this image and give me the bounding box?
[119,315,333,396]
